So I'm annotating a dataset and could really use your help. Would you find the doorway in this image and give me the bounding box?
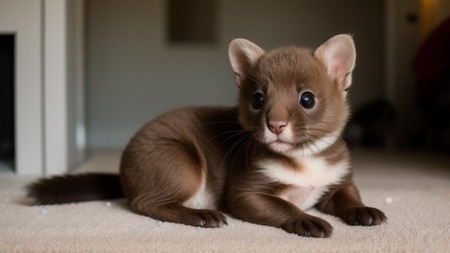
[0,34,15,172]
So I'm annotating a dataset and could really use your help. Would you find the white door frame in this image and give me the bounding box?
[44,0,85,175]
[0,0,85,175]
[0,0,43,175]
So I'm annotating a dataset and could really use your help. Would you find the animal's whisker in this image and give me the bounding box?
[229,135,255,172]
[219,134,252,172]
[209,129,247,143]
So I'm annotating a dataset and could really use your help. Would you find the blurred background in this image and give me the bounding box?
[1,0,449,174]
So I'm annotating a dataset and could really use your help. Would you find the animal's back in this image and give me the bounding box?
[119,106,247,211]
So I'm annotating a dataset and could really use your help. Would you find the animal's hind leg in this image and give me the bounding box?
[121,140,227,228]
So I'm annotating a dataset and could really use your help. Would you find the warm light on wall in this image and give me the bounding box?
[420,0,438,40]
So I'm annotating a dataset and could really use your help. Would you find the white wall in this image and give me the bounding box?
[0,0,43,174]
[0,0,84,175]
[86,0,385,149]
[44,0,85,175]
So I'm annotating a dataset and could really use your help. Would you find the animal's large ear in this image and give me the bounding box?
[228,38,265,87]
[315,34,356,90]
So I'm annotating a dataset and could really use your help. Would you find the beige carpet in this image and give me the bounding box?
[0,150,449,253]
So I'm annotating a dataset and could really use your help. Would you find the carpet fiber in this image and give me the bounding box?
[0,150,449,252]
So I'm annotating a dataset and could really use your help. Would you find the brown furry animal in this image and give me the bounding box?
[28,35,386,238]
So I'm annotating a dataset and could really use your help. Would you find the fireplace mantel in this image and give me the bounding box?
[0,0,85,175]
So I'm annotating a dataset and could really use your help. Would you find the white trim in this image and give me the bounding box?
[44,0,85,175]
[0,0,44,175]
[44,0,68,175]
[0,0,85,175]
[74,0,86,165]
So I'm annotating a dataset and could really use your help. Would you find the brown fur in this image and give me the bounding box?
[27,173,123,205]
[27,35,386,238]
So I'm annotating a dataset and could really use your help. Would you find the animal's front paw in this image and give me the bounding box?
[188,209,228,228]
[281,217,333,238]
[343,207,387,226]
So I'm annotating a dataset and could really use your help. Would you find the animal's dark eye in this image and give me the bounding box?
[299,92,315,109]
[251,92,265,110]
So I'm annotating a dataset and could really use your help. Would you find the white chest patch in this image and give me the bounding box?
[257,156,349,210]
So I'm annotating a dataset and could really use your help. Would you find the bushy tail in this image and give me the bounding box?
[27,173,123,205]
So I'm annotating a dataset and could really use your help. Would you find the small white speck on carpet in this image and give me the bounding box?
[385,196,394,204]
[40,206,48,215]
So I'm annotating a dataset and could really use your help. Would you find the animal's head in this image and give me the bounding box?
[228,35,356,156]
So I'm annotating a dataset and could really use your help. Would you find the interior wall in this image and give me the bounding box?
[0,0,85,175]
[86,0,385,149]
[387,0,421,147]
[67,0,86,171]
[0,0,43,174]
[420,0,450,39]
[44,0,85,175]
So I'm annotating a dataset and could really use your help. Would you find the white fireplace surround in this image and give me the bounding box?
[0,0,85,175]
